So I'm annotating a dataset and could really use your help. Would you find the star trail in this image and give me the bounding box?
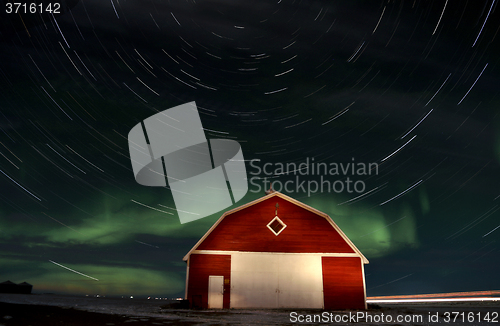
[0,0,499,298]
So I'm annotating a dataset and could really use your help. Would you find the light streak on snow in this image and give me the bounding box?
[368,298,500,303]
[369,290,500,300]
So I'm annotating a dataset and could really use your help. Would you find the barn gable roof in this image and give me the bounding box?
[183,192,369,264]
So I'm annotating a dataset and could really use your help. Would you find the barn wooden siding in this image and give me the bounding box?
[187,254,231,309]
[197,197,355,253]
[322,257,366,309]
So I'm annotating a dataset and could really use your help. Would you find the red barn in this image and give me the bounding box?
[183,191,369,310]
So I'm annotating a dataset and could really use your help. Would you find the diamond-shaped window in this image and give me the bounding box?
[267,216,287,236]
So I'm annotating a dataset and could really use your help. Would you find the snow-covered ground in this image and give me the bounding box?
[1,293,500,325]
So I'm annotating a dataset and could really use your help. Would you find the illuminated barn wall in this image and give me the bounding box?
[183,192,368,309]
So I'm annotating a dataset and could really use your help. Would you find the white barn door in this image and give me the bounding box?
[208,275,224,309]
[230,254,278,308]
[230,253,323,308]
[277,254,324,308]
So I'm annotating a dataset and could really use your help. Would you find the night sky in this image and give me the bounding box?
[1,0,500,298]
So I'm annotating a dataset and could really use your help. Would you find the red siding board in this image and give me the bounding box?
[187,254,231,309]
[322,257,365,310]
[197,197,354,253]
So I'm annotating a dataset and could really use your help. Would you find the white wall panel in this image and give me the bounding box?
[278,254,323,308]
[230,253,323,308]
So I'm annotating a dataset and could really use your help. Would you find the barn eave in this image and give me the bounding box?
[183,192,369,264]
